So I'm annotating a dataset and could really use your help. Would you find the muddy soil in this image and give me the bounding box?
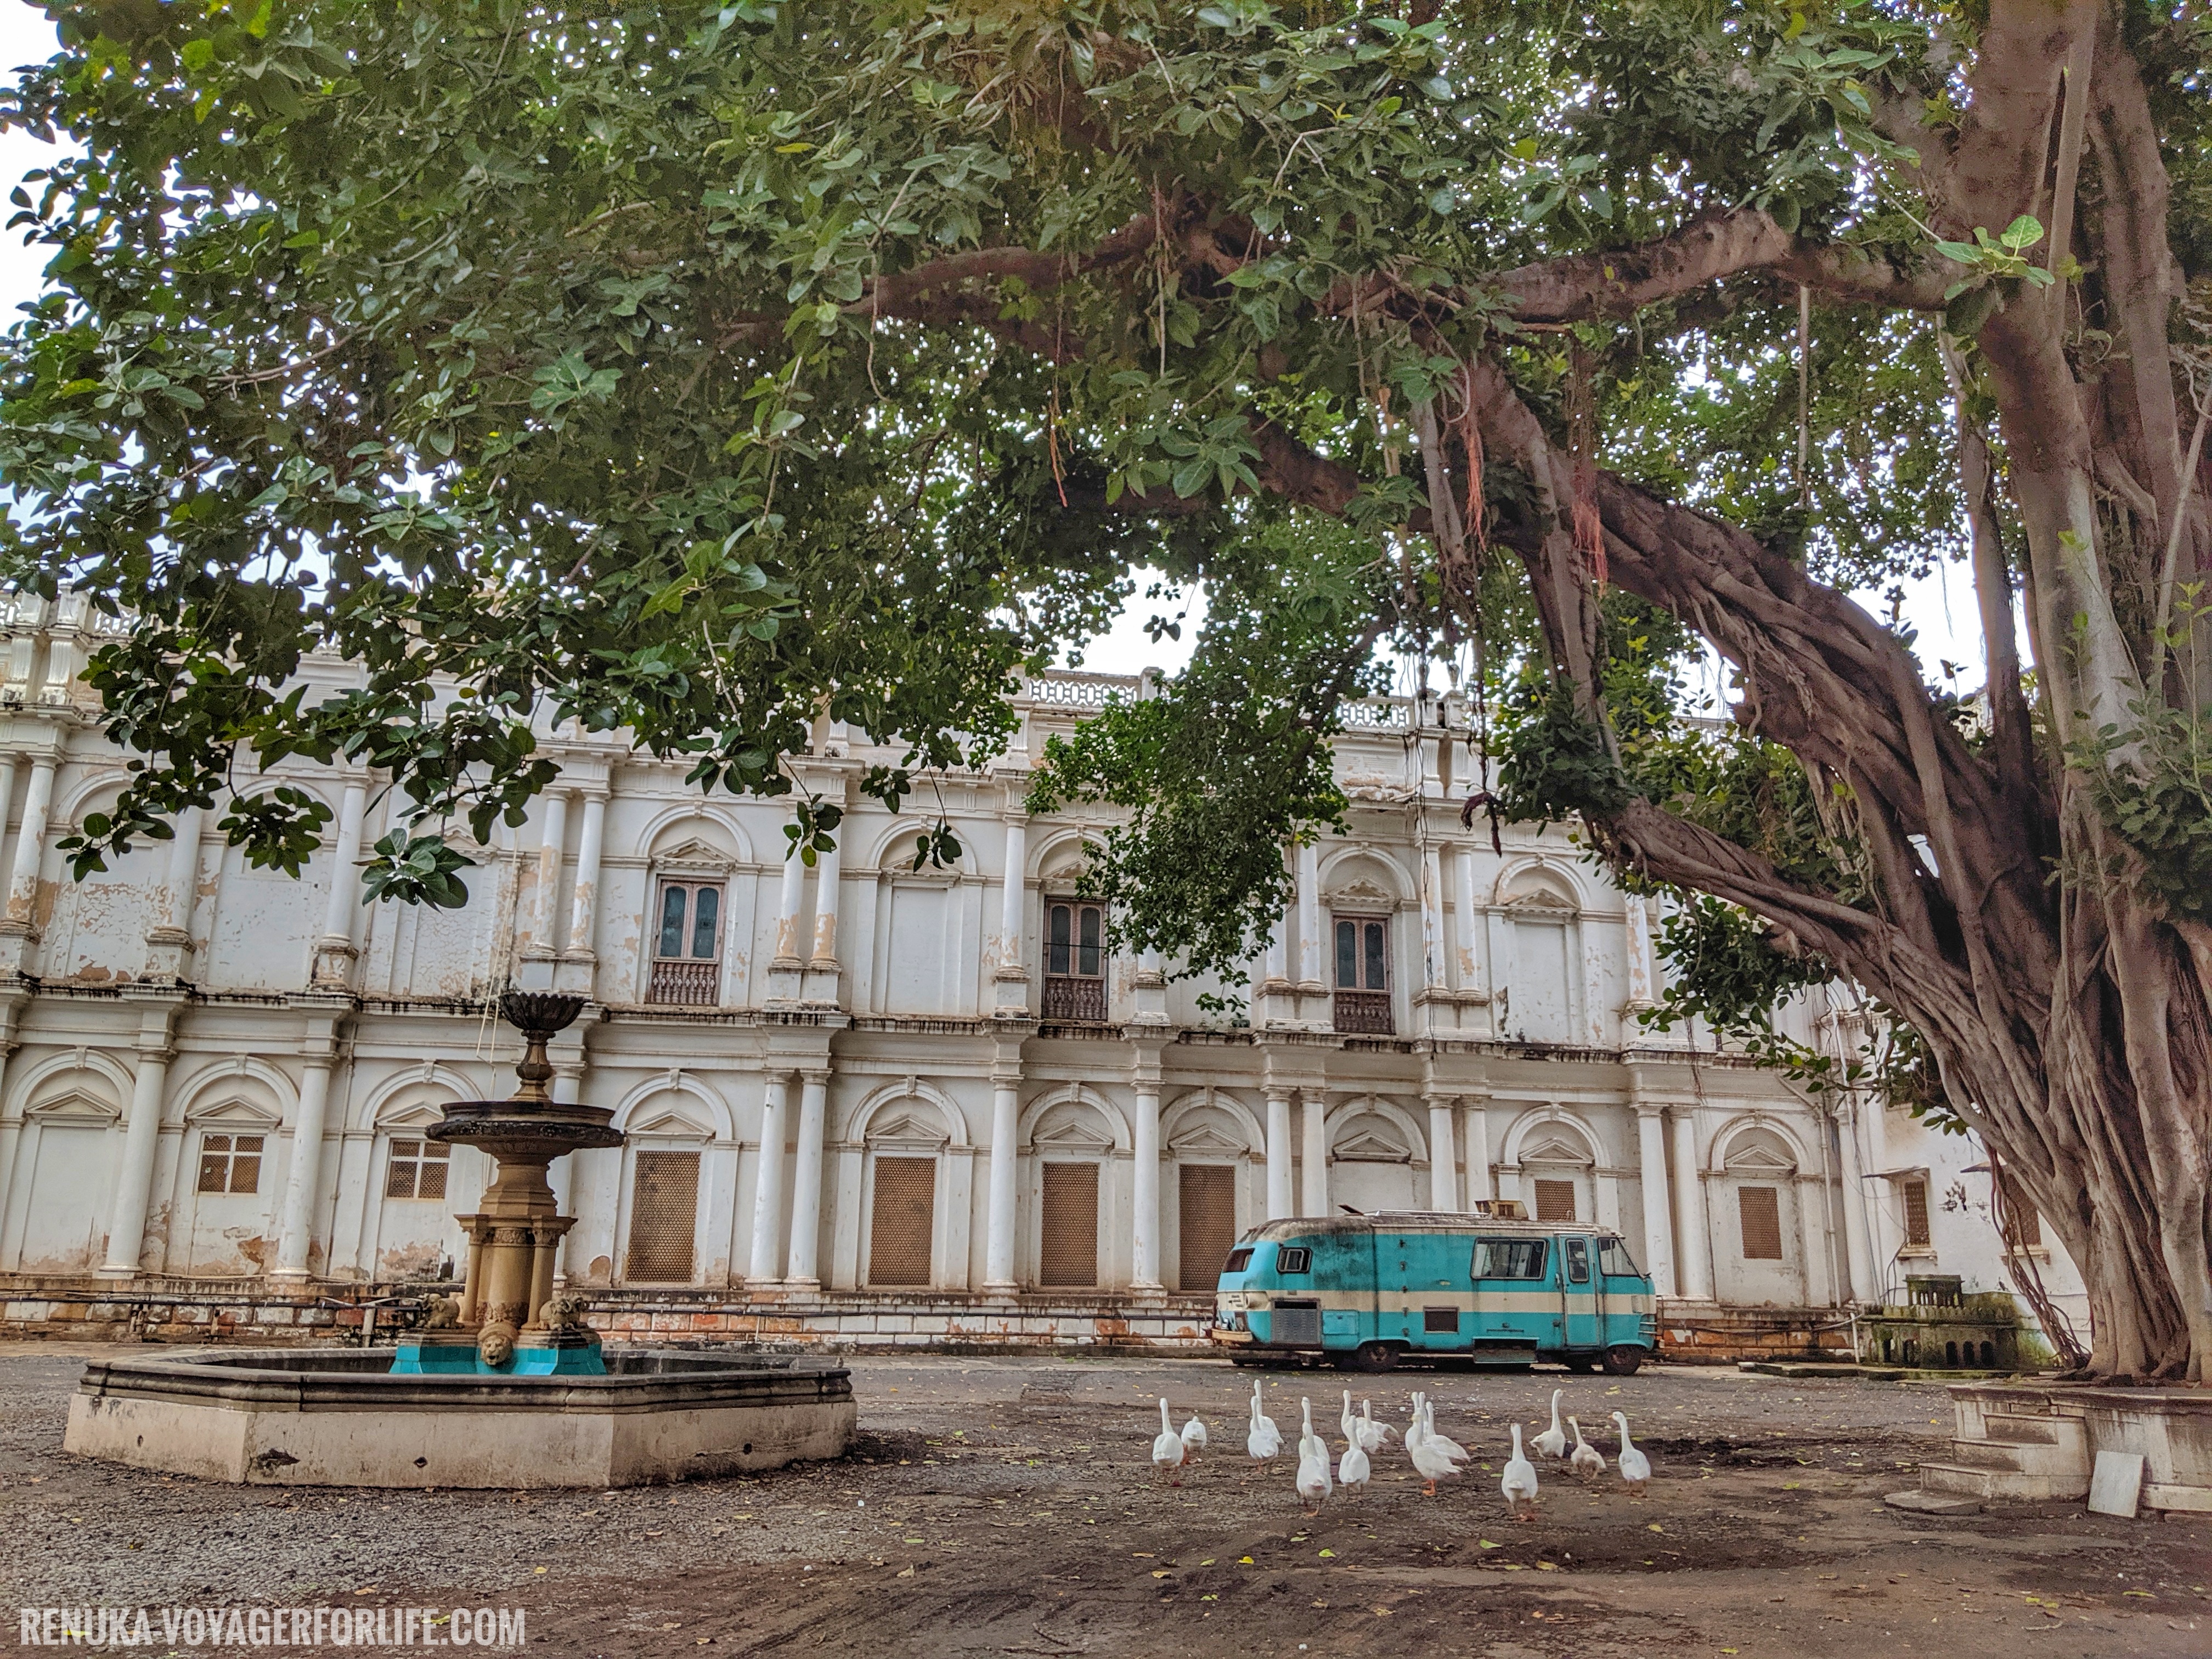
[5,1345,2209,1657]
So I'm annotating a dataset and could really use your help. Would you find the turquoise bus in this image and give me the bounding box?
[1207,1210,1657,1374]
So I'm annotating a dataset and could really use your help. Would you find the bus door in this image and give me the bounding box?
[1470,1234,1550,1357]
[1560,1234,1602,1350]
[1379,1230,1418,1348]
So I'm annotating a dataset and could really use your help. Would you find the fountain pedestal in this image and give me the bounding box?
[390,991,623,1377]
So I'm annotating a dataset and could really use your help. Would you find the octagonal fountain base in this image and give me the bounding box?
[63,1347,855,1488]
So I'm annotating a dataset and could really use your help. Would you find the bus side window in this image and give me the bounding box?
[1471,1237,1547,1279]
[1597,1237,1644,1279]
[1564,1237,1591,1284]
[1277,1247,1311,1274]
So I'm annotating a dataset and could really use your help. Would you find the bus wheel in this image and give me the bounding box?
[1602,1345,1645,1376]
[1352,1342,1399,1374]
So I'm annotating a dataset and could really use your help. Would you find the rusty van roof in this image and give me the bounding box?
[1238,1212,1621,1242]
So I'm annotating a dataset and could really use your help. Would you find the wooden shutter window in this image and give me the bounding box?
[1037,1162,1100,1288]
[623,1151,700,1283]
[1177,1165,1238,1292]
[1531,1178,1577,1223]
[1901,1177,1932,1246]
[383,1138,451,1200]
[1737,1185,1784,1260]
[196,1133,264,1195]
[868,1156,936,1286]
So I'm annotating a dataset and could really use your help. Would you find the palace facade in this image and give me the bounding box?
[0,589,2086,1350]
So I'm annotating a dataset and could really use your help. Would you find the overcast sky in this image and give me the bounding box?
[0,2,1982,691]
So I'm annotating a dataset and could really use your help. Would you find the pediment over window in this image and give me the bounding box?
[1334,1127,1413,1163]
[1034,1119,1115,1153]
[186,1097,284,1129]
[1522,1133,1595,1166]
[630,1103,714,1138]
[28,1090,119,1124]
[378,1102,448,1131]
[1168,1122,1246,1156]
[1728,1144,1795,1170]
[656,837,738,873]
[1329,877,1393,909]
[868,1110,950,1148]
[1504,887,1574,912]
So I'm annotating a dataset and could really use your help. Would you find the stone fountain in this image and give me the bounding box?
[63,994,854,1487]
[393,990,620,1377]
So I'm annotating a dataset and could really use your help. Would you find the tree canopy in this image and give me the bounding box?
[3,1,2210,1378]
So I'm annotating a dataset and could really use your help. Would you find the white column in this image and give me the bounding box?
[1427,1100,1458,1211]
[1453,844,1482,992]
[784,1069,830,1287]
[1420,845,1447,995]
[1264,1091,1294,1218]
[1623,893,1657,1011]
[1299,1090,1328,1217]
[747,1073,789,1283]
[1460,1098,1493,1202]
[1796,1173,1832,1307]
[565,792,607,966]
[0,756,18,872]
[272,1057,335,1280]
[1294,839,1323,987]
[159,803,205,934]
[319,785,368,942]
[100,1043,172,1277]
[1131,1080,1163,1290]
[983,1073,1022,1293]
[1671,1108,1713,1300]
[997,817,1028,969]
[3,755,55,929]
[1634,1106,1679,1297]
[526,789,570,957]
[1835,1099,1877,1303]
[809,840,842,966]
[773,833,806,964]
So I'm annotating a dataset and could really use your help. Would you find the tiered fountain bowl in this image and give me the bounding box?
[63,992,854,1488]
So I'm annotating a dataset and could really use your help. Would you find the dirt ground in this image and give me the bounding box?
[4,1342,2210,1657]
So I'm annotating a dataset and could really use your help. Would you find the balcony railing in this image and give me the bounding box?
[1042,974,1108,1022]
[647,958,721,1007]
[1332,990,1394,1035]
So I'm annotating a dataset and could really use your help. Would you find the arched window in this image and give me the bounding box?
[1332,914,1391,1033]
[650,879,723,1005]
[1043,901,1107,1021]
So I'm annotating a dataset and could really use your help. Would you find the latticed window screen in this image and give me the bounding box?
[1997,1172,2042,1247]
[1037,1162,1100,1287]
[1737,1184,1785,1260]
[383,1138,451,1200]
[1900,1177,1932,1246]
[1531,1178,1577,1223]
[1177,1165,1238,1292]
[623,1151,700,1283]
[868,1156,936,1286]
[196,1133,263,1195]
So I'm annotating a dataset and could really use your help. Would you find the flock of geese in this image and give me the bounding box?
[1151,1385,1652,1519]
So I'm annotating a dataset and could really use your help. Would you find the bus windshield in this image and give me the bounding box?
[1598,1237,1644,1278]
[1472,1237,1548,1279]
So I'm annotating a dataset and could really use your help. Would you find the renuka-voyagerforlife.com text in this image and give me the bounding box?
[19,1605,527,1648]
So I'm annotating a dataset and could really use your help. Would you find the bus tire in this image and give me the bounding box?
[1602,1345,1645,1376]
[1352,1342,1399,1374]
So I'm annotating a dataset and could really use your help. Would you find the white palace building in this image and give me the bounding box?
[0,590,2086,1353]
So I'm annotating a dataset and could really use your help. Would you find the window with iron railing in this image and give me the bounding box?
[648,881,723,1006]
[196,1133,263,1195]
[1332,914,1392,1034]
[1042,900,1107,1022]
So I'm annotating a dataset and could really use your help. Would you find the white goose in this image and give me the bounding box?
[1421,1398,1471,1465]
[1180,1407,1208,1463]
[1338,1436,1370,1496]
[1356,1399,1396,1454]
[1612,1410,1652,1495]
[1295,1398,1333,1513]
[1339,1389,1359,1448]
[1532,1388,1568,1460]
[1246,1382,1282,1465]
[1404,1391,1428,1453]
[1568,1415,1605,1478]
[1152,1398,1187,1485]
[1409,1411,1461,1496]
[1501,1423,1541,1521]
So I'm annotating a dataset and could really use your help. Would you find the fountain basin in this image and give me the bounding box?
[64,1347,855,1488]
